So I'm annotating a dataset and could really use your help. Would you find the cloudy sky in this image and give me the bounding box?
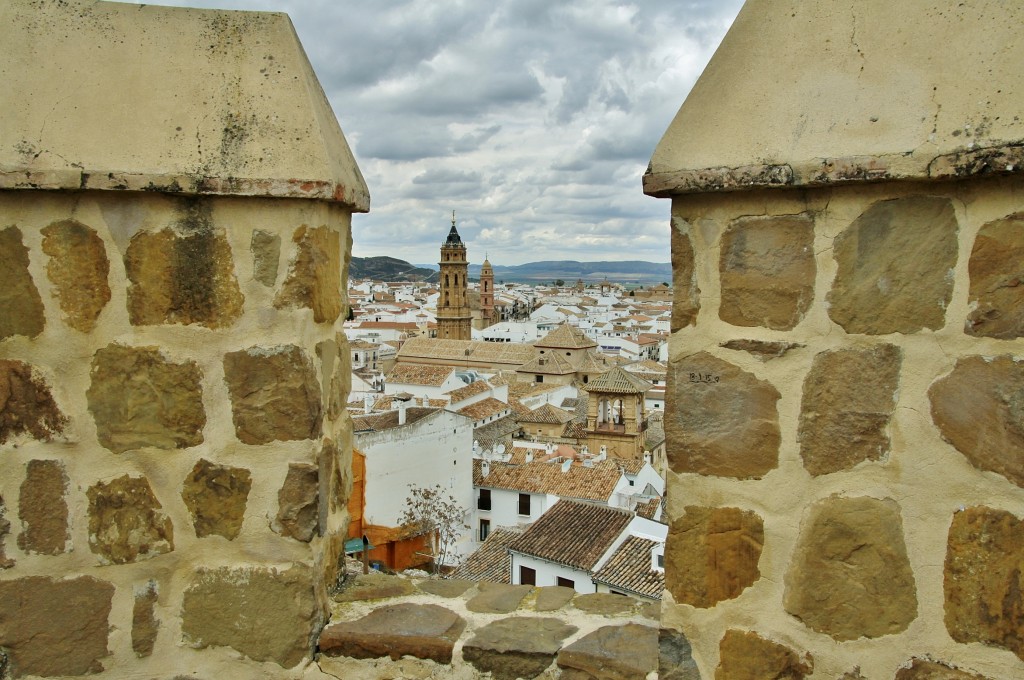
[127,0,744,265]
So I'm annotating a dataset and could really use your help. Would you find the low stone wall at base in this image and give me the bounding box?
[319,569,667,680]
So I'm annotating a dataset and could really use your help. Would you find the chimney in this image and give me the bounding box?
[396,396,409,425]
[363,394,373,415]
[482,460,490,477]
[525,450,534,463]
[561,459,571,473]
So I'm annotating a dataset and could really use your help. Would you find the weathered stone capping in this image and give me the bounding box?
[661,173,1024,679]
[0,190,354,676]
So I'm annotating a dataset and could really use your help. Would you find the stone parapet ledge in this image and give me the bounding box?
[318,570,664,680]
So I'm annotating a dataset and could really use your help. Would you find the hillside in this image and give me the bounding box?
[349,256,438,282]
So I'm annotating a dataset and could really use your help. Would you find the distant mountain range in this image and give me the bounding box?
[469,260,672,286]
[351,256,671,286]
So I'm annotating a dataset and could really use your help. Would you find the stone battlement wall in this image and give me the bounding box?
[660,173,1024,678]
[0,189,354,677]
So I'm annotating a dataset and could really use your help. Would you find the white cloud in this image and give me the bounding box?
[121,0,744,265]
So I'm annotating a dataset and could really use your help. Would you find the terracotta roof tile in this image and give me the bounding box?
[592,535,664,599]
[534,324,598,350]
[517,352,575,375]
[457,397,510,421]
[583,367,652,394]
[386,363,457,387]
[451,526,522,583]
[519,404,574,425]
[351,407,438,432]
[445,379,493,402]
[475,461,621,502]
[398,337,536,365]
[509,500,633,570]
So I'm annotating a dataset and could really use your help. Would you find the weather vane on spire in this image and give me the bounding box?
[452,209,456,227]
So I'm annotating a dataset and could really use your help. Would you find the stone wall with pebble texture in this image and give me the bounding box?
[646,2,1024,676]
[0,190,356,677]
[657,176,1024,678]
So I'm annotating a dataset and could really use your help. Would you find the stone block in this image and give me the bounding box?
[798,344,902,475]
[318,602,465,663]
[965,212,1024,339]
[132,581,159,658]
[87,344,205,453]
[274,224,342,323]
[715,629,812,679]
[465,582,533,613]
[17,459,69,555]
[416,578,475,599]
[944,506,1024,661]
[557,623,658,680]
[0,360,67,444]
[41,219,111,332]
[274,462,319,542]
[251,228,281,287]
[463,616,577,680]
[535,585,576,611]
[223,345,322,445]
[719,213,815,330]
[180,565,319,668]
[332,572,416,602]
[659,628,701,680]
[0,575,114,677]
[929,354,1024,487]
[784,495,917,640]
[666,506,763,608]
[87,475,174,565]
[895,658,990,679]
[317,336,346,422]
[719,339,803,361]
[573,592,636,616]
[828,196,958,334]
[0,494,13,569]
[125,218,244,329]
[180,459,252,539]
[666,352,780,479]
[0,225,45,340]
[671,220,700,331]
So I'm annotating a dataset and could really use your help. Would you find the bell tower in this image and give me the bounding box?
[479,255,495,329]
[437,211,472,340]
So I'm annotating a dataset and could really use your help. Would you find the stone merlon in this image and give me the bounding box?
[645,0,1024,196]
[0,0,369,211]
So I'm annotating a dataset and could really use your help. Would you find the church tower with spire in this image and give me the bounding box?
[478,255,495,329]
[437,211,472,340]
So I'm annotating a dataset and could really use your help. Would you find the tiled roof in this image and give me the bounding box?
[534,324,598,350]
[519,404,574,425]
[351,407,438,432]
[349,340,380,349]
[451,526,522,583]
[386,363,457,387]
[397,337,536,365]
[577,351,616,375]
[584,367,651,395]
[474,461,621,502]
[457,397,510,422]
[562,421,587,440]
[509,500,633,570]
[625,359,667,375]
[473,414,519,449]
[592,536,663,599]
[614,458,646,475]
[635,497,661,520]
[371,395,448,410]
[517,352,575,375]
[445,379,493,402]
